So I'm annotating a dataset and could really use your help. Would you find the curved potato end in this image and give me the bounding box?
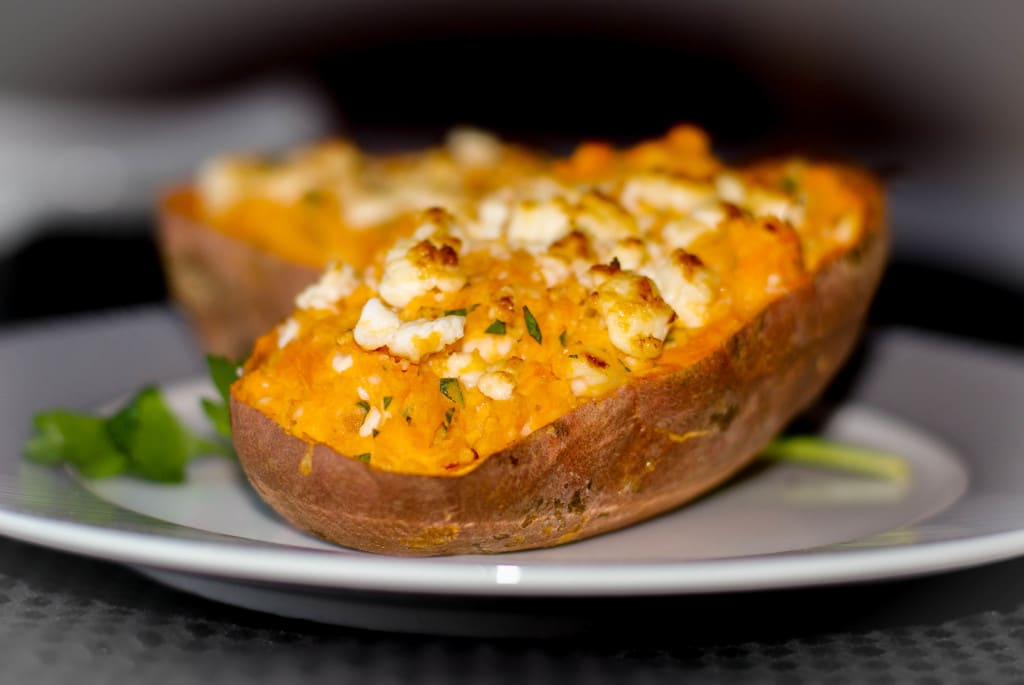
[156,190,320,358]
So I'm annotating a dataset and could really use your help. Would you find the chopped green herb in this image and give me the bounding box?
[780,176,798,194]
[25,412,127,478]
[444,407,455,426]
[469,303,482,312]
[760,436,909,481]
[619,359,632,373]
[355,453,372,463]
[434,423,449,443]
[355,400,371,415]
[559,330,568,347]
[523,306,542,344]
[200,354,243,439]
[372,429,380,438]
[25,386,228,482]
[484,320,507,335]
[568,354,579,359]
[444,308,468,317]
[382,396,393,410]
[439,378,465,407]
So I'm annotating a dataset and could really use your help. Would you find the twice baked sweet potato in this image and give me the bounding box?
[228,127,887,556]
[156,130,551,357]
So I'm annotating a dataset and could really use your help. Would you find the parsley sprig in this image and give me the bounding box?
[24,355,241,482]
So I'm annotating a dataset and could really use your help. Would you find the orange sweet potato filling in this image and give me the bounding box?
[232,128,880,477]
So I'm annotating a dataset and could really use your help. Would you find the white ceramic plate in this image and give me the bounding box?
[3,329,1024,633]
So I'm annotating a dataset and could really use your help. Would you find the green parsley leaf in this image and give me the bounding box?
[355,400,371,415]
[355,453,372,463]
[25,411,127,478]
[207,355,239,405]
[444,308,468,317]
[444,407,455,426]
[24,385,230,482]
[201,355,242,440]
[523,306,542,344]
[383,396,393,410]
[484,320,507,335]
[200,397,231,439]
[439,378,465,407]
[126,387,196,482]
[780,176,798,194]
[559,330,568,347]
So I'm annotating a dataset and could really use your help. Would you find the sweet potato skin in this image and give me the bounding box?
[156,190,319,358]
[230,209,888,556]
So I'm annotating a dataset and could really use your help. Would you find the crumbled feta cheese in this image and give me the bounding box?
[574,191,638,243]
[466,195,509,241]
[357,387,369,401]
[715,173,746,204]
[342,192,400,228]
[447,127,503,167]
[692,204,728,229]
[832,212,860,243]
[379,230,466,308]
[462,335,514,363]
[277,318,300,349]
[388,315,466,362]
[295,263,358,310]
[567,353,613,397]
[595,272,675,358]
[331,352,353,373]
[359,406,382,437]
[262,168,317,204]
[506,199,572,252]
[662,217,714,251]
[603,238,649,272]
[641,250,715,328]
[535,254,572,287]
[746,188,799,224]
[354,298,467,361]
[197,155,257,212]
[353,298,401,350]
[478,370,515,400]
[620,174,716,214]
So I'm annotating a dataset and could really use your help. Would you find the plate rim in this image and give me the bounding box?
[0,366,1010,598]
[4,504,1024,596]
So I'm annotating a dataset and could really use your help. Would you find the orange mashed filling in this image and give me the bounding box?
[231,126,882,477]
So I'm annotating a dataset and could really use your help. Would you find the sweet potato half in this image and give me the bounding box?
[156,130,552,358]
[229,204,887,556]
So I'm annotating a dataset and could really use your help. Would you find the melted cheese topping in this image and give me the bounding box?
[233,126,882,477]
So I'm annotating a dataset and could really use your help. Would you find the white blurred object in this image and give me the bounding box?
[0,74,336,253]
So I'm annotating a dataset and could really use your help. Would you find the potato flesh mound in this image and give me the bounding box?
[195,129,550,269]
[232,126,876,477]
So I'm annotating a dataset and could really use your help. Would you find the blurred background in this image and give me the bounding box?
[0,0,1021,345]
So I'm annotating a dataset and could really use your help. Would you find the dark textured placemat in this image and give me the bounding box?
[3,534,1024,685]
